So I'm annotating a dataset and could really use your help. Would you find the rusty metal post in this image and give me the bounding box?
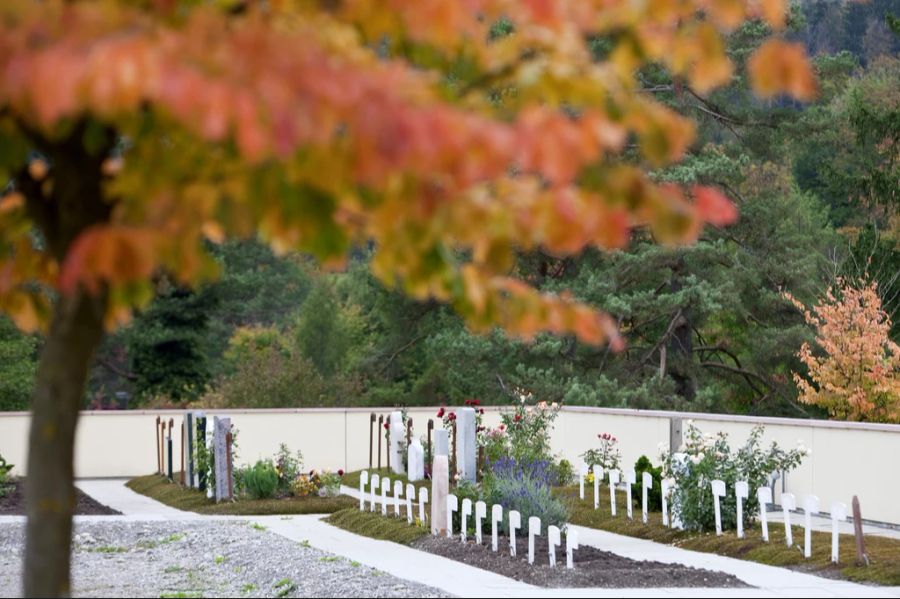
[369,413,376,469]
[852,496,868,566]
[378,415,384,470]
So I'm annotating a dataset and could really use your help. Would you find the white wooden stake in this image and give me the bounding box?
[393,480,403,517]
[642,472,653,524]
[491,504,503,552]
[461,498,472,543]
[446,494,458,539]
[475,501,487,545]
[509,510,521,557]
[831,502,847,563]
[735,481,749,538]
[758,486,773,542]
[359,471,369,511]
[592,465,602,510]
[782,492,797,547]
[711,479,726,536]
[566,528,579,569]
[370,474,380,512]
[380,477,390,516]
[528,516,541,565]
[625,469,636,520]
[579,463,588,501]
[803,495,819,558]
[608,469,620,516]
[661,478,672,527]
[548,526,561,567]
[418,487,429,526]
[405,483,415,524]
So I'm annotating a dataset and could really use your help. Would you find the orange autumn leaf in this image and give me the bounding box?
[692,185,738,227]
[748,39,817,102]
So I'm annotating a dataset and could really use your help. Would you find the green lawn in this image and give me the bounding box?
[557,487,900,586]
[126,474,355,515]
[326,508,429,545]
[342,469,431,497]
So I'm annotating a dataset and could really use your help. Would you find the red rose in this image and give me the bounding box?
[479,408,485,415]
[384,423,389,430]
[338,469,344,477]
[472,399,480,406]
[437,408,445,418]
[464,399,471,406]
[499,425,506,431]
[514,414,522,422]
[449,412,457,421]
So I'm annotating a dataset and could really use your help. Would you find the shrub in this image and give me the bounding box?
[662,423,808,532]
[581,432,621,472]
[487,456,559,487]
[317,470,343,497]
[482,471,568,534]
[556,459,575,487]
[631,455,662,511]
[0,453,13,498]
[242,460,279,500]
[274,444,304,495]
[500,397,559,464]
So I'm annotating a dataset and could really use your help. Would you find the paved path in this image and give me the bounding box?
[4,480,898,599]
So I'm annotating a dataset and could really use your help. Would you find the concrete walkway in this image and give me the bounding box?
[5,480,898,599]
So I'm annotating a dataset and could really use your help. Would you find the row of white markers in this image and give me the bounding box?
[577,463,850,562]
[357,471,580,568]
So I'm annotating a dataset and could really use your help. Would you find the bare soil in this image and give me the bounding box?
[0,480,121,516]
[412,533,749,588]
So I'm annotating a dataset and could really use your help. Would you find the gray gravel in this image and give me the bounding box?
[0,520,452,598]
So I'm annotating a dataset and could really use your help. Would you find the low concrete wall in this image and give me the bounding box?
[1,406,897,524]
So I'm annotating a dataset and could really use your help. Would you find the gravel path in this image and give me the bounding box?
[0,520,452,598]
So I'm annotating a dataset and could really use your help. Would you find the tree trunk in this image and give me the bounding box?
[24,288,107,598]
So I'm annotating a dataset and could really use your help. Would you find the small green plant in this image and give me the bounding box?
[319,556,341,563]
[93,546,128,553]
[163,566,183,574]
[299,540,311,548]
[581,432,621,472]
[350,560,361,568]
[241,460,279,500]
[241,583,256,593]
[159,593,202,599]
[632,455,663,511]
[161,533,184,544]
[251,522,267,531]
[273,578,296,598]
[556,459,575,487]
[0,453,13,497]
[214,555,225,565]
[274,444,304,495]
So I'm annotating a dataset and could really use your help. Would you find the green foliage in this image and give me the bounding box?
[581,433,622,472]
[0,316,38,411]
[0,452,13,498]
[482,471,569,534]
[632,456,663,512]
[240,460,279,500]
[294,282,351,377]
[499,399,559,464]
[273,444,304,495]
[663,424,808,532]
[555,459,575,487]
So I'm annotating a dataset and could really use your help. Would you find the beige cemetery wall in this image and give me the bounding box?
[1,406,898,524]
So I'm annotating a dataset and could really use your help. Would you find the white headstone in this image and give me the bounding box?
[370,473,380,512]
[782,492,797,547]
[711,479,726,536]
[508,510,521,557]
[405,483,415,524]
[456,408,477,483]
[407,439,425,482]
[735,481,749,538]
[393,480,404,517]
[803,495,819,558]
[359,471,369,511]
[389,411,405,476]
[642,472,653,524]
[831,501,847,563]
[566,528,579,569]
[447,494,459,539]
[381,477,391,516]
[758,486,773,542]
[418,487,429,527]
[625,469,636,520]
[528,516,541,565]
[661,478,672,527]
[548,525,561,567]
[434,429,449,457]
[579,463,589,501]
[592,465,603,510]
[491,504,503,552]
[608,469,620,516]
[431,455,449,535]
[461,498,473,543]
[475,501,487,545]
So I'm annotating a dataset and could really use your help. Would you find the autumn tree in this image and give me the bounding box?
[0,1,815,595]
[787,279,900,422]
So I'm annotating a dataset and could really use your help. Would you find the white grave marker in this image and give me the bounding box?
[405,483,415,524]
[579,463,589,501]
[370,474,380,512]
[566,528,579,569]
[831,501,847,563]
[408,440,425,482]
[456,408,477,483]
[491,504,503,552]
[461,498,473,543]
[711,479,726,536]
[418,487,429,526]
[608,469,621,516]
[508,510,521,557]
[359,471,369,511]
[757,486,773,542]
[625,469,636,520]
[548,525,561,567]
[642,472,653,524]
[393,480,404,517]
[475,501,487,545]
[592,465,603,510]
[661,478,672,527]
[381,477,391,516]
[446,494,458,539]
[782,492,797,547]
[528,516,541,565]
[431,455,449,535]
[389,411,405,476]
[804,495,819,558]
[735,481,749,538]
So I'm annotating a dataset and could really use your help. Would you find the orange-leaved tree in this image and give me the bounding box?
[0,1,815,595]
[787,279,900,423]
